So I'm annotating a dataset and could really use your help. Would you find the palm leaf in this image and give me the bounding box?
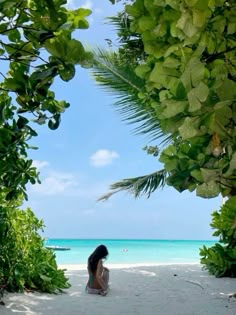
[97,169,167,201]
[92,48,169,142]
[105,12,145,62]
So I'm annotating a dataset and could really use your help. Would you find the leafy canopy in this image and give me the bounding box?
[94,0,236,200]
[0,0,93,201]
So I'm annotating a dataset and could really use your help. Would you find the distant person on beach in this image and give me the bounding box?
[86,244,109,296]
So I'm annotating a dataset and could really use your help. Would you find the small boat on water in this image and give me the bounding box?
[46,246,71,251]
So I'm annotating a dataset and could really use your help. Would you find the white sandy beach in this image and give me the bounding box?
[1,263,235,315]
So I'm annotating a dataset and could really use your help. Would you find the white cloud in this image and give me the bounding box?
[32,160,49,170]
[81,0,93,9]
[29,167,110,199]
[31,171,78,196]
[90,149,119,167]
[66,0,93,9]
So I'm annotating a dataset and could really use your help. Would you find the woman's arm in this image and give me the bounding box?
[95,260,107,291]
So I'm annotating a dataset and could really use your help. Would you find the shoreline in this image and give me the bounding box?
[58,261,200,270]
[1,263,235,315]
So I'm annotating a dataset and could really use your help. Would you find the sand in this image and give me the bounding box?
[0,263,235,315]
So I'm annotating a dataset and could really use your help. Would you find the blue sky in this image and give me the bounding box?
[25,0,221,240]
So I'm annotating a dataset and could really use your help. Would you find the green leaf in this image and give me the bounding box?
[58,64,75,81]
[48,114,61,130]
[4,78,25,92]
[40,274,51,282]
[138,16,156,31]
[31,67,57,81]
[187,82,209,112]
[17,116,29,129]
[163,57,180,69]
[7,29,21,42]
[196,181,220,198]
[191,169,203,181]
[149,63,179,87]
[192,9,206,27]
[200,168,221,183]
[135,64,151,78]
[185,0,198,6]
[187,89,201,111]
[224,152,236,176]
[161,100,188,118]
[178,117,200,139]
[215,79,236,101]
[66,39,86,64]
[67,8,92,30]
[181,58,206,90]
[176,11,198,37]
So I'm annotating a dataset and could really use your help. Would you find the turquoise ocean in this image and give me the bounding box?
[44,239,216,265]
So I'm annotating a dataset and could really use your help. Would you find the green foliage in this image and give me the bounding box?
[124,0,236,199]
[0,0,93,294]
[94,0,236,201]
[0,194,70,293]
[0,0,93,201]
[200,196,236,277]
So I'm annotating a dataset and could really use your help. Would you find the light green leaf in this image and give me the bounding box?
[181,59,206,90]
[187,81,209,112]
[177,12,198,37]
[187,89,202,112]
[200,168,221,183]
[196,181,220,198]
[178,117,200,139]
[161,100,188,118]
[66,39,85,64]
[195,0,212,10]
[159,90,172,101]
[39,274,51,282]
[176,12,189,30]
[138,16,156,31]
[135,64,151,78]
[215,79,236,101]
[185,0,198,6]
[190,61,206,87]
[149,63,179,87]
[164,44,180,57]
[192,9,206,27]
[191,169,203,181]
[224,152,236,176]
[163,57,180,68]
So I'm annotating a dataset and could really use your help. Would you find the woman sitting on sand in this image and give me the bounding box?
[86,244,109,296]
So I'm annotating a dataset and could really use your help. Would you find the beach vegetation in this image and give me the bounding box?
[200,196,236,277]
[0,0,93,294]
[93,0,236,276]
[0,194,70,292]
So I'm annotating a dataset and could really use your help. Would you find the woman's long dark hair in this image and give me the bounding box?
[88,245,108,273]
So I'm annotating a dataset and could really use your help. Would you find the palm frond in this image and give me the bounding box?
[105,12,145,62]
[92,48,169,142]
[97,169,167,201]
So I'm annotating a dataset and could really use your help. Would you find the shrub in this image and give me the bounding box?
[200,196,236,277]
[0,195,70,293]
